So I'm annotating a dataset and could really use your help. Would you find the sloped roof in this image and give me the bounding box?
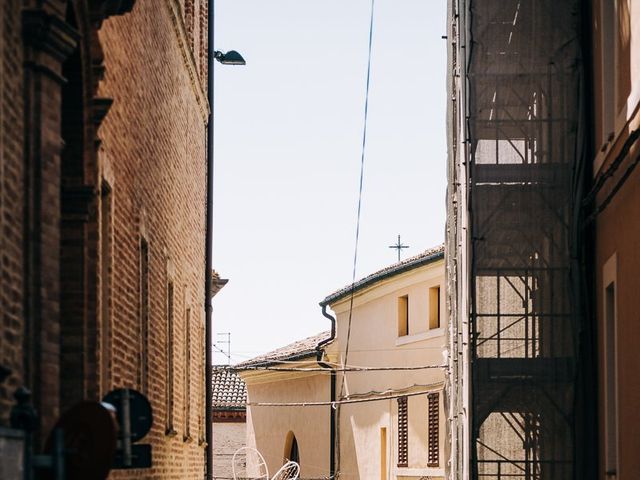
[212,367,247,410]
[320,244,444,307]
[235,331,331,368]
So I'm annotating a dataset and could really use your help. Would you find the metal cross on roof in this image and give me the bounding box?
[388,235,410,262]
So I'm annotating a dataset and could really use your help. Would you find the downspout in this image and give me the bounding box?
[205,1,215,479]
[317,304,336,479]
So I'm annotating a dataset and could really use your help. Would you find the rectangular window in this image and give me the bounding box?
[166,281,176,435]
[429,286,441,329]
[100,182,112,396]
[198,319,205,445]
[600,0,621,144]
[397,295,409,337]
[139,238,149,393]
[380,427,387,480]
[605,281,618,475]
[183,307,192,440]
[428,392,439,467]
[397,396,408,467]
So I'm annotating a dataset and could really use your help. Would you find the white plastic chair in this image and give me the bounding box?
[270,460,300,480]
[232,446,269,480]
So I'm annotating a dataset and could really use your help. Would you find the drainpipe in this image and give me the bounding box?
[317,304,336,479]
[205,1,216,479]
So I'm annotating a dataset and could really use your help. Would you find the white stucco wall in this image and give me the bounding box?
[244,372,331,480]
[213,421,247,479]
[328,259,446,480]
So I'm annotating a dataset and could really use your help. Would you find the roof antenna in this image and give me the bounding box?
[215,332,231,365]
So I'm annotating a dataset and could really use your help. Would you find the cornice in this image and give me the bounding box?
[164,0,209,122]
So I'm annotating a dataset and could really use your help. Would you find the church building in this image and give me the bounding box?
[239,245,447,480]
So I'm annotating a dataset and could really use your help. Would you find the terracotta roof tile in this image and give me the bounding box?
[212,367,247,410]
[235,331,331,368]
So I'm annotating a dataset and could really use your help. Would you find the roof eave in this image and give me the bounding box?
[320,249,444,307]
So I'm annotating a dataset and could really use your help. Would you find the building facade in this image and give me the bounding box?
[446,1,639,479]
[590,2,640,479]
[240,246,447,480]
[322,246,446,480]
[0,1,211,478]
[239,332,333,480]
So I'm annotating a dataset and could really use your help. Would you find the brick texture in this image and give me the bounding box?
[0,0,24,426]
[0,0,210,478]
[97,1,208,477]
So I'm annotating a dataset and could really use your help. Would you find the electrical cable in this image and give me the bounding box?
[340,383,441,400]
[230,364,446,373]
[334,5,376,475]
[212,343,231,359]
[247,385,438,407]
[228,344,447,360]
[342,0,376,385]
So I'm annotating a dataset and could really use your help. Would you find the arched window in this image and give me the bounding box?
[284,431,300,465]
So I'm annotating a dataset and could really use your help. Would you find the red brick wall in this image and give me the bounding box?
[0,0,24,426]
[1,2,210,479]
[97,1,208,477]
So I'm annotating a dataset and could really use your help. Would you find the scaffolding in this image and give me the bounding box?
[448,0,590,478]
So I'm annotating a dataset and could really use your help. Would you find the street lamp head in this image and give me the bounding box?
[214,50,246,65]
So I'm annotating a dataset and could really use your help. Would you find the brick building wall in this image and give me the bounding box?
[97,1,209,477]
[0,0,211,478]
[0,0,25,426]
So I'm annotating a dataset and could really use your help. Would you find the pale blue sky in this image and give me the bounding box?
[212,0,447,364]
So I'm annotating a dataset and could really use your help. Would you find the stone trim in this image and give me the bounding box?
[164,0,209,122]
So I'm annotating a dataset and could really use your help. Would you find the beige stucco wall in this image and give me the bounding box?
[213,421,246,479]
[243,372,331,479]
[327,259,446,480]
[592,2,640,479]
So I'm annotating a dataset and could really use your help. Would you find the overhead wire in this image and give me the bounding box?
[342,0,376,387]
[247,385,439,408]
[227,344,447,360]
[230,364,446,373]
[335,3,376,475]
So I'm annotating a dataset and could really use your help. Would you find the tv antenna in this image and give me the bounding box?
[215,332,231,365]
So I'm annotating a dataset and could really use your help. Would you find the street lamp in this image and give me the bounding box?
[213,50,246,66]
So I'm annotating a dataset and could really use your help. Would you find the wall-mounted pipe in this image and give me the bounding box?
[316,305,336,479]
[204,1,216,479]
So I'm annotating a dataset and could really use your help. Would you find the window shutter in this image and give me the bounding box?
[397,396,408,467]
[428,392,439,467]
